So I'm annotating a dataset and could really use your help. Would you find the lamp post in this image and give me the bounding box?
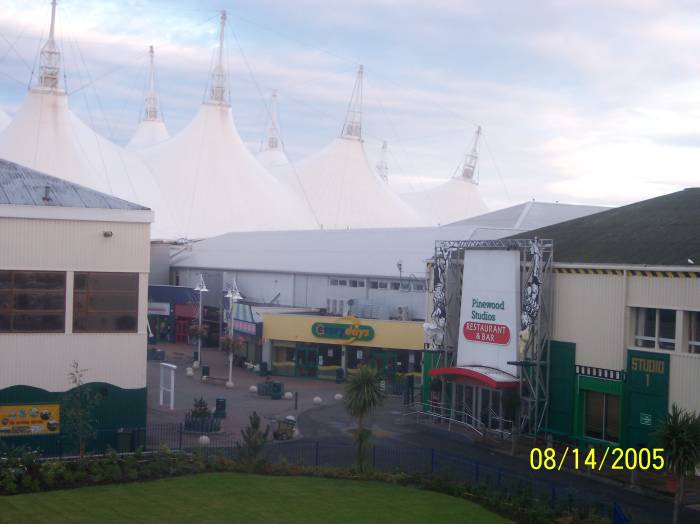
[224,281,243,388]
[193,274,208,369]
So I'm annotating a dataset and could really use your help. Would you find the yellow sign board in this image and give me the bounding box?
[0,404,60,437]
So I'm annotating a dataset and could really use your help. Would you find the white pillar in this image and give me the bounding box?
[262,339,272,366]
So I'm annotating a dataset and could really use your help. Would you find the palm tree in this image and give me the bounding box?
[344,365,386,472]
[655,404,700,524]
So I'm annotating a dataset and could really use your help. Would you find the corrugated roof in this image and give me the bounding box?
[0,158,148,210]
[512,189,700,266]
[171,201,606,277]
[445,201,607,229]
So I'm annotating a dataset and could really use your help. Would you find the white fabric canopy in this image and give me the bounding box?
[127,120,170,150]
[278,137,423,230]
[0,90,178,239]
[0,109,9,132]
[401,177,488,226]
[138,102,319,239]
[257,147,289,170]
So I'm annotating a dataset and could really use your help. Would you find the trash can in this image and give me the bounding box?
[214,398,226,419]
[201,365,210,377]
[116,429,132,453]
[335,368,345,383]
[271,381,284,400]
[259,362,269,376]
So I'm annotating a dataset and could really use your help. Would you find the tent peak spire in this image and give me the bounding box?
[36,0,62,92]
[207,10,229,105]
[456,125,481,183]
[142,45,162,122]
[376,140,389,182]
[262,90,282,151]
[341,65,363,140]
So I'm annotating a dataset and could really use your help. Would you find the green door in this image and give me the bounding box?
[626,350,669,447]
[295,347,319,378]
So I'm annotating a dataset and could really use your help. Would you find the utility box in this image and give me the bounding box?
[214,398,226,419]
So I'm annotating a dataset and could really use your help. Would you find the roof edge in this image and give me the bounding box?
[0,204,154,224]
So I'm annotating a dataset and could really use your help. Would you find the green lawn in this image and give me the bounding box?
[0,473,509,524]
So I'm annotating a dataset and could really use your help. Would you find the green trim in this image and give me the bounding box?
[578,375,624,395]
[0,383,146,455]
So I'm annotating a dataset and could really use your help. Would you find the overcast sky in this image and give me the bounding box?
[1,0,699,210]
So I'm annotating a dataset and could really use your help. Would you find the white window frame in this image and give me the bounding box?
[633,307,676,351]
[690,311,700,354]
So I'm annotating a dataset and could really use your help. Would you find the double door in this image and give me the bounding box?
[453,383,502,430]
[295,346,319,378]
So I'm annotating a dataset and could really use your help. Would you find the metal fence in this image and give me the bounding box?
[33,423,627,521]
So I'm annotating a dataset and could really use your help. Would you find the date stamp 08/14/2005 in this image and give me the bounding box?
[530,447,665,472]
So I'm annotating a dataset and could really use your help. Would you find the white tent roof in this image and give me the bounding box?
[127,46,169,150]
[139,102,318,239]
[0,4,176,239]
[256,90,289,170]
[0,90,178,240]
[402,177,488,226]
[288,137,423,229]
[127,120,170,150]
[138,12,317,239]
[0,109,10,132]
[401,126,488,225]
[278,66,422,230]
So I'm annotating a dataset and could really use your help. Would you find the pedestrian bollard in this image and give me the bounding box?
[294,391,298,410]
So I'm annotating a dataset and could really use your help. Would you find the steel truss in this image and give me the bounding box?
[427,238,554,436]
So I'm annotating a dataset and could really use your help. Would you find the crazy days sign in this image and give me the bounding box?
[457,250,520,375]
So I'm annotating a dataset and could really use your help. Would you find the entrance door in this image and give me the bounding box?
[368,349,395,377]
[175,319,189,343]
[295,347,319,378]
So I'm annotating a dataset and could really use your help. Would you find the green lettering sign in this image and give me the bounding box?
[311,322,375,343]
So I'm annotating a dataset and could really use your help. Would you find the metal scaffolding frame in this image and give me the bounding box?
[426,238,554,436]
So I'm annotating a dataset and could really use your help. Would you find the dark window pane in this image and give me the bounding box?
[13,272,65,290]
[0,291,11,310]
[87,273,138,291]
[13,292,64,311]
[87,293,138,311]
[74,273,87,290]
[0,271,10,289]
[12,313,64,332]
[659,309,676,350]
[0,314,9,330]
[606,395,620,442]
[585,391,604,440]
[73,273,138,333]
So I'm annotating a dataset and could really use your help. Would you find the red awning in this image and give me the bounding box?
[429,365,519,389]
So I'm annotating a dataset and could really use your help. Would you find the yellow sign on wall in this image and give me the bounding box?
[0,404,60,437]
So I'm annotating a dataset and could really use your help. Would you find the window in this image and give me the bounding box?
[330,279,338,286]
[349,280,358,288]
[690,312,700,354]
[357,280,365,288]
[390,282,400,291]
[633,308,676,350]
[332,300,337,313]
[338,300,344,314]
[400,281,411,291]
[0,271,65,332]
[585,391,619,442]
[338,280,347,287]
[413,281,426,292]
[378,281,388,290]
[369,281,378,289]
[73,273,139,333]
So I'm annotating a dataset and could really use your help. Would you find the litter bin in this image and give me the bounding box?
[201,365,210,377]
[271,381,284,400]
[214,398,226,418]
[335,368,345,384]
[116,429,132,453]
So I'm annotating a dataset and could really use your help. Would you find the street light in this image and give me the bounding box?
[224,280,243,388]
[193,274,208,370]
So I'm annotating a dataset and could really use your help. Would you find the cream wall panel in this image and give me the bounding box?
[552,273,625,370]
[668,352,700,414]
[0,333,146,391]
[0,218,149,272]
[627,275,700,311]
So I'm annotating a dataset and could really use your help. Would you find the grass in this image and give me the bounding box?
[0,472,509,524]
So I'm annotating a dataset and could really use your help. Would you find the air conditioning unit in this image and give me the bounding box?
[397,305,409,321]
